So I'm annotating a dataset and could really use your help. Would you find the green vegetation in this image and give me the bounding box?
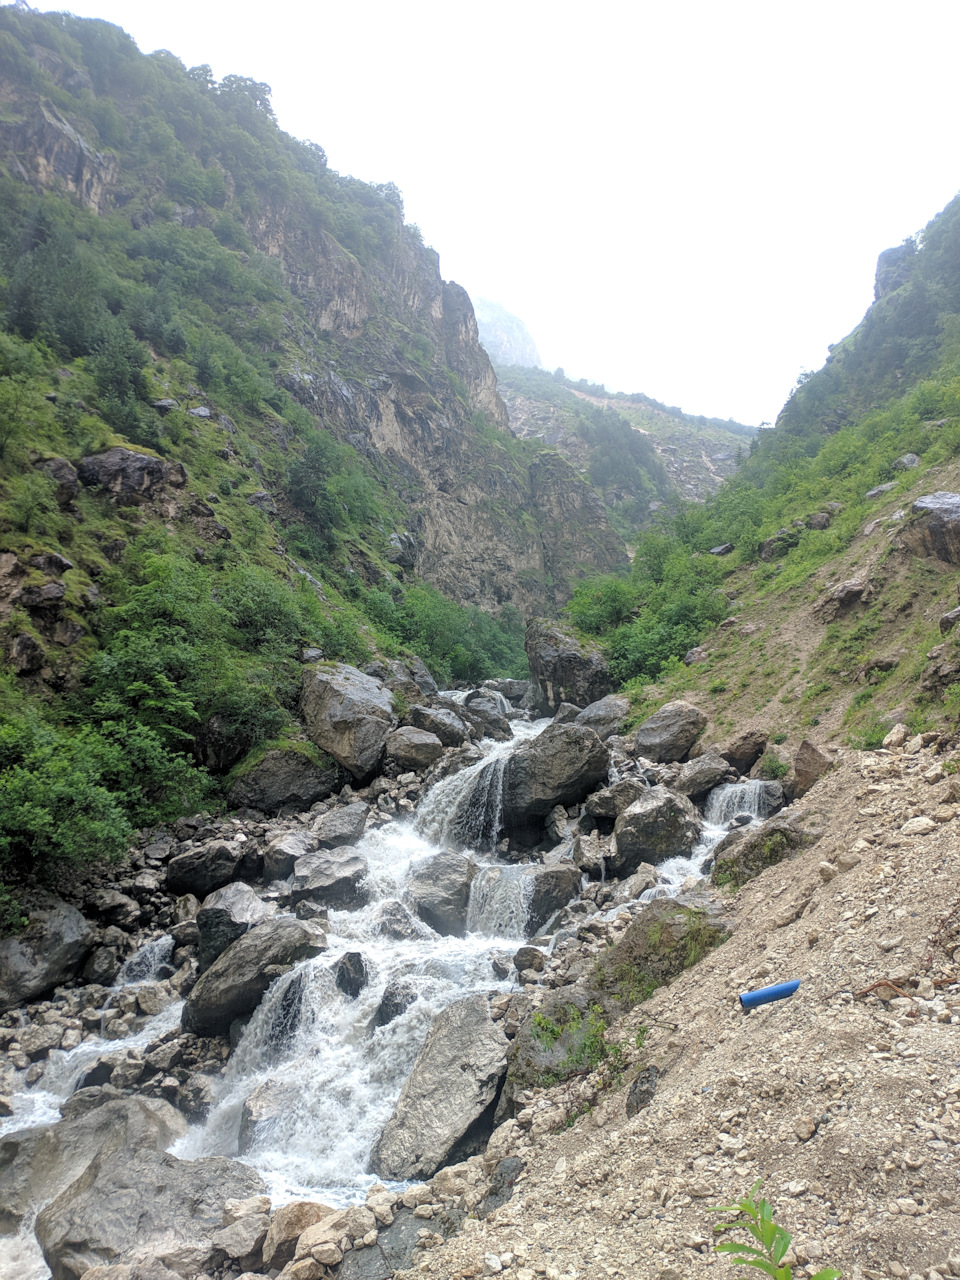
[531,1002,624,1087]
[0,7,529,923]
[711,1181,840,1280]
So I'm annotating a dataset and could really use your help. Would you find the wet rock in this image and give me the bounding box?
[525,618,615,714]
[165,839,252,899]
[182,918,326,1037]
[300,663,395,784]
[500,724,609,836]
[406,851,477,937]
[227,746,343,815]
[263,1202,337,1270]
[610,787,703,875]
[238,1079,301,1153]
[902,492,960,564]
[371,899,424,940]
[36,1149,265,1279]
[375,977,419,1027]
[385,726,444,770]
[459,697,512,741]
[290,848,369,909]
[711,814,818,889]
[334,950,368,997]
[1,1096,186,1233]
[673,751,737,800]
[313,800,370,848]
[633,701,707,762]
[76,447,186,504]
[0,895,94,1013]
[513,946,546,973]
[82,946,120,986]
[574,694,630,741]
[403,704,468,747]
[481,678,530,704]
[196,881,275,972]
[370,993,508,1180]
[608,864,660,904]
[719,728,768,775]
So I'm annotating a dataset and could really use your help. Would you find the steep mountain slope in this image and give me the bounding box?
[495,365,755,539]
[558,189,960,758]
[474,298,542,369]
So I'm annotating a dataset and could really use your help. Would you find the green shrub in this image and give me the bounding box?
[711,1181,840,1279]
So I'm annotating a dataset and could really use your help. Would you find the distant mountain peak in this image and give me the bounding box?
[473,298,542,369]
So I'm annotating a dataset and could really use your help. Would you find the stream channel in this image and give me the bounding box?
[0,710,774,1276]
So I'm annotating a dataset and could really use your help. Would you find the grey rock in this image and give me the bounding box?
[459,697,512,741]
[865,480,898,498]
[625,1064,660,1116]
[370,993,508,1180]
[550,701,582,725]
[76,447,186,505]
[385,726,445,770]
[227,746,343,815]
[941,605,960,635]
[313,800,370,848]
[481,678,530,704]
[403,705,468,747]
[793,739,832,797]
[182,918,326,1037]
[893,452,920,470]
[263,830,317,882]
[35,1148,265,1280]
[82,946,120,986]
[525,618,615,714]
[88,889,140,930]
[300,663,395,783]
[334,950,368,997]
[583,778,648,819]
[708,543,734,555]
[406,851,477,937]
[0,895,94,1013]
[38,455,79,507]
[719,728,768,774]
[375,977,419,1027]
[196,882,275,972]
[633,700,707,762]
[500,724,609,834]
[371,899,424,940]
[238,1079,299,1154]
[610,787,703,875]
[246,489,277,515]
[290,847,368,909]
[903,492,960,564]
[165,839,250,899]
[574,694,630,741]
[0,1096,185,1233]
[673,751,736,800]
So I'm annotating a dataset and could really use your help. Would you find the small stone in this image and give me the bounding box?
[836,850,862,871]
[483,1255,503,1276]
[883,724,910,749]
[818,861,838,882]
[901,816,937,835]
[310,1242,343,1266]
[794,1116,817,1142]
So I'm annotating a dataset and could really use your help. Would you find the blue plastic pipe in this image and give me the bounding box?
[739,979,800,1010]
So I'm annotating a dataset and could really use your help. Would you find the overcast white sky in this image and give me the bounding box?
[51,0,960,424]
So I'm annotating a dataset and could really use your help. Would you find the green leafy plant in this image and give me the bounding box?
[711,1181,840,1279]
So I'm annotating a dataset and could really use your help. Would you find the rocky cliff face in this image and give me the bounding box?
[0,33,625,617]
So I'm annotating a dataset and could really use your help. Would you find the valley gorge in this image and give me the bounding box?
[1,9,960,1280]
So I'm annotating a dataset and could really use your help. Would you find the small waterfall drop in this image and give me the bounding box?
[704,779,780,825]
[466,865,535,937]
[113,934,175,986]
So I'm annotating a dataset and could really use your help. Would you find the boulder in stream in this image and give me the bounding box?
[196,881,275,972]
[165,839,255,899]
[633,700,707,762]
[500,724,609,837]
[290,847,369,909]
[182,918,326,1037]
[370,992,508,1180]
[405,850,477,937]
[609,786,703,875]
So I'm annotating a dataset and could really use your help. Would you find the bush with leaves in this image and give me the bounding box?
[711,1181,840,1280]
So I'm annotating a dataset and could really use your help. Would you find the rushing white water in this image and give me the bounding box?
[173,819,531,1204]
[114,933,176,986]
[415,717,547,852]
[638,779,775,902]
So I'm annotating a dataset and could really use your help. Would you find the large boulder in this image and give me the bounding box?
[525,618,615,714]
[583,778,648,819]
[574,694,630,741]
[633,701,707,762]
[500,724,609,836]
[195,882,275,972]
[718,728,768,775]
[0,1097,186,1233]
[0,895,94,1013]
[902,492,960,563]
[711,814,818,889]
[36,1149,266,1280]
[262,830,316,882]
[165,839,255,899]
[610,786,703,875]
[181,918,326,1036]
[471,863,581,936]
[673,751,737,800]
[300,663,395,783]
[402,704,469,747]
[227,744,343,815]
[406,851,477,937]
[313,801,370,849]
[370,993,508,1180]
[793,739,833,797]
[76,447,186,505]
[290,848,369,908]
[384,727,444,771]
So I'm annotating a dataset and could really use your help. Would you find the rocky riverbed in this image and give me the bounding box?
[0,655,904,1280]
